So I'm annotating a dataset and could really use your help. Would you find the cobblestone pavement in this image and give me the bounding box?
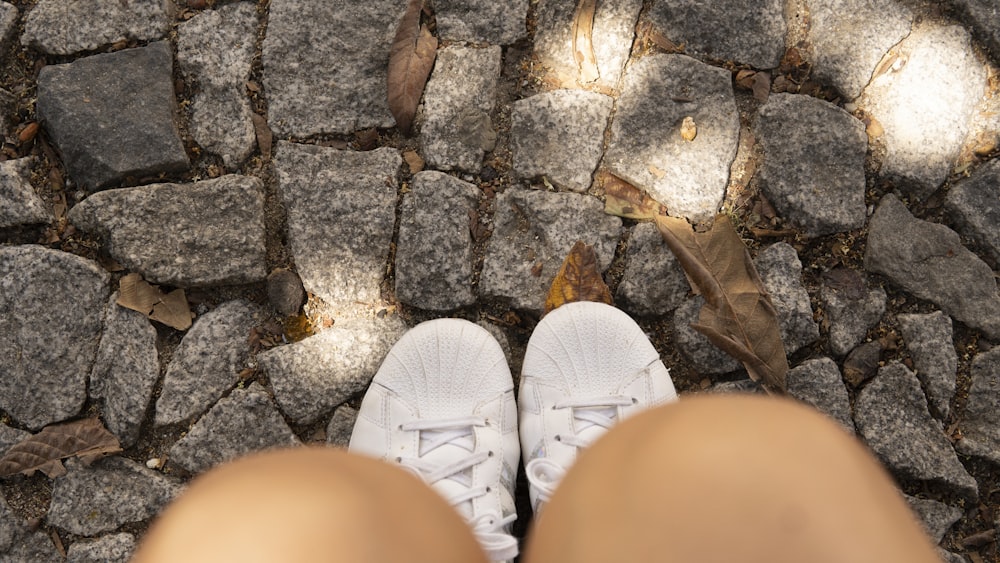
[1,0,1000,560]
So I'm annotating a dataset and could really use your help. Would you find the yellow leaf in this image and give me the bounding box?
[545,241,614,313]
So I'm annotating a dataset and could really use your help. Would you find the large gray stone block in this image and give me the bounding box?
[956,347,1000,466]
[262,0,406,136]
[755,242,820,355]
[756,93,868,237]
[821,278,886,357]
[0,246,108,429]
[396,171,478,310]
[480,188,621,312]
[865,194,1000,339]
[274,142,400,310]
[898,311,957,420]
[946,158,1000,268]
[433,0,528,45]
[605,54,739,223]
[616,222,688,317]
[22,0,172,55]
[787,358,854,432]
[66,533,135,563]
[904,495,963,545]
[36,42,190,190]
[0,157,50,229]
[68,175,267,287]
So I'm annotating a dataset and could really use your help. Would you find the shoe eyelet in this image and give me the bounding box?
[394,456,402,463]
[486,486,492,493]
[631,397,638,404]
[397,424,403,430]
[554,435,562,442]
[488,450,494,457]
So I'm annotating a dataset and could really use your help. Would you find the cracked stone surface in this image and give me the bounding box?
[533,0,642,89]
[946,158,1000,268]
[90,292,159,448]
[905,495,964,545]
[275,142,400,311]
[865,194,1000,339]
[860,24,988,198]
[36,42,190,190]
[155,300,264,427]
[512,89,613,192]
[897,311,957,420]
[262,0,405,136]
[177,2,258,169]
[420,45,501,173]
[616,222,689,317]
[68,175,267,287]
[605,54,739,223]
[0,157,49,228]
[21,0,172,55]
[66,533,135,563]
[646,0,786,68]
[956,346,1000,465]
[396,171,478,311]
[260,317,406,425]
[168,383,301,474]
[48,457,181,536]
[756,93,868,237]
[821,276,886,358]
[0,3,16,51]
[786,358,853,432]
[808,0,912,100]
[433,0,528,45]
[854,362,978,501]
[480,188,621,312]
[755,242,821,355]
[0,245,108,430]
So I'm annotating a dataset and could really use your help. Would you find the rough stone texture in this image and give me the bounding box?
[956,347,1000,465]
[905,495,964,544]
[36,42,190,190]
[0,157,49,228]
[480,188,621,312]
[950,0,1000,60]
[168,383,301,474]
[90,292,159,448]
[674,296,742,375]
[327,405,359,448]
[786,358,854,432]
[155,300,263,427]
[177,2,258,169]
[898,311,957,420]
[433,0,528,45]
[646,0,785,68]
[860,25,988,198]
[0,424,28,458]
[260,316,406,425]
[396,171,478,310]
[821,279,886,357]
[755,243,821,355]
[48,457,181,536]
[66,533,135,563]
[605,54,739,223]
[2,494,62,561]
[854,362,978,501]
[946,158,1000,268]
[275,143,399,310]
[267,269,305,316]
[756,94,868,237]
[0,246,108,430]
[533,0,642,89]
[0,3,16,51]
[808,0,912,100]
[616,222,689,317]
[68,175,266,287]
[21,0,171,55]
[709,378,763,394]
[512,90,613,192]
[938,548,967,563]
[262,0,406,136]
[421,45,501,173]
[865,194,1000,339]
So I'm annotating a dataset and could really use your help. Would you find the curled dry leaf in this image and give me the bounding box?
[656,214,789,393]
[680,116,697,142]
[387,0,438,136]
[0,418,122,479]
[600,171,666,220]
[571,0,600,84]
[117,272,193,331]
[545,240,614,313]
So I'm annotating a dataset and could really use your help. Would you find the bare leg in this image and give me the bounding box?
[523,395,939,563]
[132,447,487,563]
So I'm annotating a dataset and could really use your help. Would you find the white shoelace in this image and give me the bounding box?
[397,416,518,561]
[525,395,635,508]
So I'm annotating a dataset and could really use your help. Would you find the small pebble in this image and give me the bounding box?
[145,458,163,469]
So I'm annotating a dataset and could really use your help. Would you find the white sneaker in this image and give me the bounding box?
[349,319,520,561]
[519,302,678,512]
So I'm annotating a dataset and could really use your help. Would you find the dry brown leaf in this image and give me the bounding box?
[388,0,438,136]
[680,116,697,141]
[600,171,666,220]
[545,241,614,313]
[117,273,193,330]
[0,418,122,479]
[403,150,425,173]
[251,112,272,160]
[656,214,788,392]
[571,0,600,84]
